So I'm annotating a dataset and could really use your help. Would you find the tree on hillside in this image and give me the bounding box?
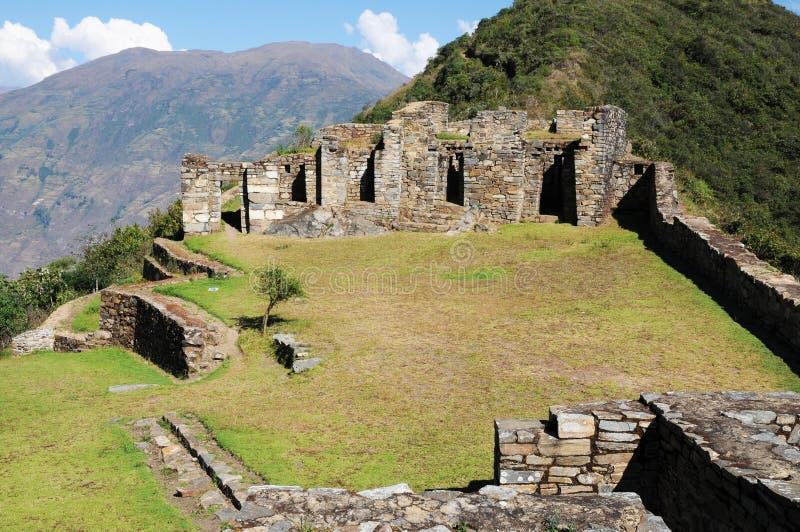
[249,264,304,334]
[0,277,28,347]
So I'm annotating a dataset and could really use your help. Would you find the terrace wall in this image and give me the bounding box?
[100,288,222,376]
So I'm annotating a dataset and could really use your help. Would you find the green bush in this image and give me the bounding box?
[147,198,183,240]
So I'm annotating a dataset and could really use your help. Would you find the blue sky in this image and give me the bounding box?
[0,1,798,86]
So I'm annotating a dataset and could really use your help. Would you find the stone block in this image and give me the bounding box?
[549,466,580,477]
[557,413,596,438]
[499,443,537,456]
[598,420,638,432]
[537,434,591,457]
[499,470,543,485]
[560,485,593,494]
[598,431,638,442]
[593,453,634,465]
[525,455,553,466]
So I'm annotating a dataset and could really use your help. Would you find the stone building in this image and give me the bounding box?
[181,101,662,235]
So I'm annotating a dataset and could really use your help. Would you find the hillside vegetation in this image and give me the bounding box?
[357,0,800,274]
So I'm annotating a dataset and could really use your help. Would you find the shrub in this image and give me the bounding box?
[248,265,304,334]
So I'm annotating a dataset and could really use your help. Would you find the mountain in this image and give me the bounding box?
[357,0,800,273]
[0,87,18,94]
[0,42,407,276]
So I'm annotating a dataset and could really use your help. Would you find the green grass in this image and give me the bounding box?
[222,195,240,212]
[5,222,800,528]
[71,294,101,332]
[435,132,469,141]
[0,348,186,529]
[183,236,248,272]
[157,222,800,491]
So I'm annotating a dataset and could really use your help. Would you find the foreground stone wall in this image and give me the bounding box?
[496,392,800,532]
[100,288,222,376]
[11,328,55,356]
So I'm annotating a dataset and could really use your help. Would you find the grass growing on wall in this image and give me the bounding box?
[71,294,101,332]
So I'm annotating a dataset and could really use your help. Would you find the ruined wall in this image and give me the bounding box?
[495,400,657,495]
[496,392,800,532]
[181,154,223,235]
[180,102,651,233]
[646,163,800,351]
[11,328,55,356]
[565,106,631,226]
[464,110,527,224]
[100,288,222,376]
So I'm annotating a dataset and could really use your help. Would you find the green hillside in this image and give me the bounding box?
[357,0,800,273]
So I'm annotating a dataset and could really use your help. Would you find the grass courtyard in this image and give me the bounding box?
[2,220,799,528]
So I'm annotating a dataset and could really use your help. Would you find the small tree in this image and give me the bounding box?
[292,125,314,150]
[249,264,304,334]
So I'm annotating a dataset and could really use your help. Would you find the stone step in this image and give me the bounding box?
[131,417,233,526]
[162,412,267,510]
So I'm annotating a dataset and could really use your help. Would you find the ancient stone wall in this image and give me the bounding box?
[495,400,657,495]
[181,101,656,234]
[181,154,224,235]
[567,106,631,225]
[496,391,800,532]
[100,288,222,376]
[645,163,800,351]
[464,110,528,224]
[11,328,54,356]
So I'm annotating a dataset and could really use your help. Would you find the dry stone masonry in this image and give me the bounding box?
[100,286,225,377]
[496,391,800,532]
[181,101,646,236]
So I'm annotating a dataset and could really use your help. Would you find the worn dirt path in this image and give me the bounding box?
[41,292,98,330]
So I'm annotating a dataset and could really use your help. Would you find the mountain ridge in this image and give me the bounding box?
[0,42,407,276]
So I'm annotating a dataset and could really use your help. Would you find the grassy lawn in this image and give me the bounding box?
[71,294,101,332]
[166,222,799,490]
[0,348,187,530]
[4,221,800,528]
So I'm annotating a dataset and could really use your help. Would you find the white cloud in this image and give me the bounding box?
[0,17,172,87]
[343,22,354,35]
[457,19,479,35]
[356,9,439,77]
[0,21,75,86]
[51,16,172,61]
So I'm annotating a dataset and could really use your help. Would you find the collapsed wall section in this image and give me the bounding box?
[100,288,223,376]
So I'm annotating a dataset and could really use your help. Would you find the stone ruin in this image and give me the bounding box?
[181,101,649,236]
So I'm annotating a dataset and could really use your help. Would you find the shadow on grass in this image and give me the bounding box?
[431,479,495,493]
[615,211,800,378]
[222,209,242,232]
[235,315,294,330]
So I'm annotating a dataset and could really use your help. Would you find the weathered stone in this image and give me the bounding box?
[499,443,536,456]
[357,484,413,500]
[556,413,596,438]
[548,466,580,477]
[598,420,638,432]
[537,433,591,456]
[598,431,638,442]
[498,469,543,485]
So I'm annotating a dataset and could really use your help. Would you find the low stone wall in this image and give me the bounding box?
[152,238,235,279]
[142,255,174,282]
[496,399,657,494]
[272,333,321,373]
[100,288,224,376]
[496,392,800,532]
[11,328,54,356]
[646,163,800,351]
[53,330,111,352]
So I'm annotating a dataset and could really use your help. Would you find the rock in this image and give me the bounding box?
[598,432,638,442]
[597,420,638,432]
[498,469,543,484]
[477,485,518,499]
[264,206,386,238]
[292,357,322,373]
[107,384,159,393]
[200,489,228,510]
[357,483,413,500]
[723,410,777,425]
[153,435,171,448]
[788,424,800,445]
[557,413,596,438]
[248,485,303,497]
[537,433,591,456]
[217,473,242,486]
